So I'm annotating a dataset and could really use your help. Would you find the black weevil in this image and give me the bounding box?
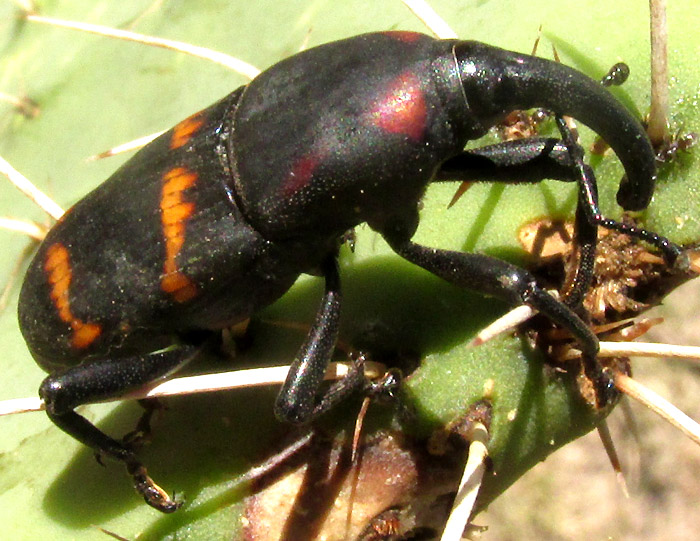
[17,31,682,511]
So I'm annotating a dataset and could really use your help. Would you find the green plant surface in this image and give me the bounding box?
[0,1,698,539]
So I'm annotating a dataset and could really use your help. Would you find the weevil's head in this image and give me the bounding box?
[453,40,655,211]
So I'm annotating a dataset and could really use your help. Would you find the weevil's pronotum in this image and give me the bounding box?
[17,31,683,511]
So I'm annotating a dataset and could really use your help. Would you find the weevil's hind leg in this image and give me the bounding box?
[385,236,615,407]
[274,255,366,425]
[39,344,199,513]
[120,398,165,451]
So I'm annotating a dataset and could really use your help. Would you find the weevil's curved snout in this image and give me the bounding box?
[454,40,655,211]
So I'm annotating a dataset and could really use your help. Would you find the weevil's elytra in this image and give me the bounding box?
[18,30,683,511]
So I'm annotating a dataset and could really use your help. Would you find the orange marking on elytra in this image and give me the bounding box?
[170,113,205,149]
[44,243,102,349]
[160,167,198,302]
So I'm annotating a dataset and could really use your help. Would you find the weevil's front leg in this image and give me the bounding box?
[436,132,684,309]
[435,136,599,311]
[436,137,580,185]
[39,344,199,512]
[436,136,682,263]
[552,115,683,265]
[385,237,615,407]
[274,255,366,425]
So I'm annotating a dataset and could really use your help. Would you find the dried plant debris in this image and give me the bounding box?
[242,430,464,541]
[519,216,698,410]
[497,109,550,141]
[519,217,697,322]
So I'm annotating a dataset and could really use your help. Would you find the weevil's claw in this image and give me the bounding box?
[672,248,693,273]
[364,368,403,404]
[580,356,619,410]
[127,461,182,513]
[594,367,619,410]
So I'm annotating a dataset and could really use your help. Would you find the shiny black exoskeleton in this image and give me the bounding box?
[18,32,682,511]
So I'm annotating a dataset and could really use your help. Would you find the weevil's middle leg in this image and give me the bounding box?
[552,115,683,265]
[274,255,367,425]
[383,236,614,406]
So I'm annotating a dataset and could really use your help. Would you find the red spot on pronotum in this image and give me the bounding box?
[382,31,423,43]
[282,153,321,197]
[160,167,198,302]
[370,72,426,142]
[44,243,102,349]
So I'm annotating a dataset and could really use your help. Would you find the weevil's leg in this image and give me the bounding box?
[565,185,598,311]
[552,116,598,311]
[552,116,683,264]
[435,137,579,185]
[385,235,615,407]
[436,135,683,269]
[39,344,198,513]
[274,256,366,425]
[436,138,594,312]
[437,135,598,311]
[121,398,164,450]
